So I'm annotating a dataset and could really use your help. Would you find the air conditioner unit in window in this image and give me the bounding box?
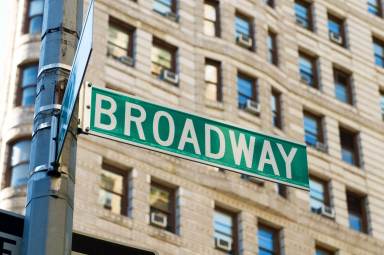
[321,205,335,219]
[215,236,232,252]
[245,99,260,114]
[329,31,342,44]
[315,142,328,152]
[165,11,178,22]
[150,211,168,228]
[300,75,311,85]
[236,34,253,48]
[161,69,179,84]
[118,55,134,66]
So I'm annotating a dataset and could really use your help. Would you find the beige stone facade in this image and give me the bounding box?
[1,0,384,254]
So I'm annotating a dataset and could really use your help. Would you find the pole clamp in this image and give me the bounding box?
[38,63,72,79]
[41,25,79,41]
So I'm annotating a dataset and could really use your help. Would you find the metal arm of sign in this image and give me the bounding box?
[47,111,60,176]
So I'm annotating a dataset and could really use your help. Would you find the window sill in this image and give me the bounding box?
[97,208,133,229]
[375,65,384,74]
[0,185,27,200]
[147,224,182,246]
[238,109,261,125]
[204,99,224,111]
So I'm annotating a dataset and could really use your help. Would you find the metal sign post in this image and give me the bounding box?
[82,85,309,189]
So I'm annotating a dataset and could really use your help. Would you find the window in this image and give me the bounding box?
[25,0,44,34]
[237,73,256,109]
[380,90,384,120]
[303,111,323,147]
[150,182,176,233]
[294,0,313,30]
[258,223,280,255]
[271,90,282,129]
[315,246,335,255]
[6,139,31,188]
[328,14,346,47]
[267,30,278,66]
[107,19,134,64]
[368,0,383,17]
[264,0,275,8]
[373,37,384,68]
[309,177,330,213]
[205,59,222,101]
[98,163,128,215]
[339,127,360,167]
[213,208,237,254]
[235,13,253,50]
[299,51,318,88]
[151,38,177,75]
[17,64,38,107]
[153,0,176,16]
[347,191,368,233]
[334,68,353,104]
[204,0,219,37]
[276,184,288,198]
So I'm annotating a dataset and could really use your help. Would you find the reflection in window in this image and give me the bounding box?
[267,30,278,66]
[204,0,219,37]
[294,0,313,30]
[373,38,384,68]
[26,0,44,34]
[151,39,176,75]
[258,224,279,255]
[368,0,383,17]
[8,139,31,187]
[347,191,368,233]
[214,209,236,254]
[98,164,128,215]
[271,90,282,129]
[18,64,38,107]
[328,14,346,47]
[237,74,256,109]
[150,183,175,233]
[154,0,174,15]
[309,177,329,212]
[303,112,322,147]
[316,246,334,255]
[334,68,352,104]
[107,19,134,61]
[205,59,221,101]
[299,52,318,88]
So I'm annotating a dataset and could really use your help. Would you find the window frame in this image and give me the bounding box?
[23,0,44,34]
[203,0,220,37]
[327,13,347,48]
[15,62,39,107]
[333,67,353,105]
[271,89,282,129]
[339,126,360,167]
[257,222,280,255]
[3,138,32,189]
[309,176,330,211]
[294,0,314,31]
[237,72,257,109]
[213,207,238,255]
[205,58,222,102]
[380,90,384,120]
[151,37,177,74]
[99,162,129,216]
[346,190,368,233]
[235,12,254,50]
[267,30,278,66]
[303,111,324,147]
[265,0,275,8]
[149,181,176,233]
[299,51,319,89]
[153,0,177,15]
[107,17,135,60]
[368,0,383,17]
[373,37,384,68]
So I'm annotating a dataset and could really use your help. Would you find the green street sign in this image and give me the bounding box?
[82,85,309,190]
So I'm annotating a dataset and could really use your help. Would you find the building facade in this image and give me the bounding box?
[1,0,384,254]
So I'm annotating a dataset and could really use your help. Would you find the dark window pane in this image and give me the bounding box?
[334,69,352,104]
[347,191,367,233]
[267,31,278,66]
[339,127,359,166]
[11,164,29,187]
[299,53,317,88]
[374,39,384,68]
[316,247,333,255]
[271,91,282,128]
[380,92,384,120]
